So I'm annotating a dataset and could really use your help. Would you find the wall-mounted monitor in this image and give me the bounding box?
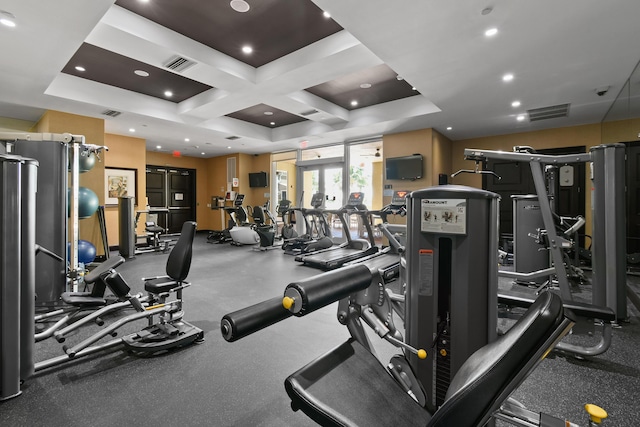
[248,171,269,188]
[385,154,423,180]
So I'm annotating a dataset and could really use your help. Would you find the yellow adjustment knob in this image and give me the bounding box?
[282,296,295,310]
[417,349,427,359]
[440,349,447,357]
[585,404,607,424]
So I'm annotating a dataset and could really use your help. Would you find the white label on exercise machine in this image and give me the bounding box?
[419,249,434,296]
[559,165,574,186]
[420,199,467,235]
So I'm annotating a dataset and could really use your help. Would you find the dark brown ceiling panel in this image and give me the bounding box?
[115,0,343,68]
[305,64,421,110]
[227,104,307,128]
[61,43,213,103]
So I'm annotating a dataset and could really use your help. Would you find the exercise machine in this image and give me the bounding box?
[282,192,333,255]
[220,185,611,426]
[295,192,378,270]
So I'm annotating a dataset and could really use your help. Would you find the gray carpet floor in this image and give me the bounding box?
[1,232,639,426]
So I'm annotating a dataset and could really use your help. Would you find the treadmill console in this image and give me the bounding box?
[310,193,325,208]
[345,192,366,209]
[391,190,408,207]
[234,194,245,206]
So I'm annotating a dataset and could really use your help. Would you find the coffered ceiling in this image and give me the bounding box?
[0,0,639,157]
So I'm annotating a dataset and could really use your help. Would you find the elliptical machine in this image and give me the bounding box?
[281,192,333,255]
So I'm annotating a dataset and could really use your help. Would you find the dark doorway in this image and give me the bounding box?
[483,146,586,244]
[146,166,196,234]
[624,142,640,256]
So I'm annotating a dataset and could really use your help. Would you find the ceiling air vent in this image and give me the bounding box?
[226,136,240,140]
[300,109,319,116]
[527,103,570,122]
[101,109,121,117]
[163,55,197,73]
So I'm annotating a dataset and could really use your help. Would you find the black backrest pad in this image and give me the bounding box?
[166,221,196,281]
[84,256,125,284]
[428,291,566,426]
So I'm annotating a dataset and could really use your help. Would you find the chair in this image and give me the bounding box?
[284,291,573,426]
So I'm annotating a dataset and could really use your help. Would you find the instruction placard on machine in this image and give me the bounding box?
[420,199,467,234]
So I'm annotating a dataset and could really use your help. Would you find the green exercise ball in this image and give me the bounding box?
[67,187,99,219]
[68,151,96,173]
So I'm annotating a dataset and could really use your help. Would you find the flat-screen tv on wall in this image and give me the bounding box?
[385,154,423,180]
[248,171,269,188]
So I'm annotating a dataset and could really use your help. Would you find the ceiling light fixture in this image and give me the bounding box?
[156,145,162,149]
[517,114,526,121]
[485,27,498,37]
[129,128,135,132]
[360,83,372,89]
[270,122,275,126]
[323,11,331,18]
[446,127,453,131]
[481,7,493,15]
[134,70,149,77]
[502,73,514,82]
[75,66,86,72]
[185,138,190,142]
[230,0,250,13]
[201,152,205,155]
[511,100,521,107]
[0,11,16,27]
[164,90,173,97]
[351,100,358,107]
[227,146,232,149]
[242,45,253,54]
[263,111,273,116]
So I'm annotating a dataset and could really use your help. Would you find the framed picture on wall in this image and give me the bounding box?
[105,167,137,205]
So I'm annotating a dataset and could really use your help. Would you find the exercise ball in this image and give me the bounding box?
[67,240,97,264]
[69,151,96,173]
[68,187,99,219]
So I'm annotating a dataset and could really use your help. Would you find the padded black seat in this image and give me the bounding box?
[285,291,571,427]
[60,256,125,307]
[144,221,196,294]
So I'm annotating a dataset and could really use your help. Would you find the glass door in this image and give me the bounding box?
[299,163,345,240]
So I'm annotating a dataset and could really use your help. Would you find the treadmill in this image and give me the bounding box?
[348,190,409,282]
[295,192,378,270]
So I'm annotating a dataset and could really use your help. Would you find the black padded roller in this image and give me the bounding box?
[220,296,292,342]
[284,264,372,316]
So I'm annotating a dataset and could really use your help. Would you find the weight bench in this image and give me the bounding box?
[285,291,574,426]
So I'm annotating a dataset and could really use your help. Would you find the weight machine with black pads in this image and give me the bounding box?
[220,185,611,426]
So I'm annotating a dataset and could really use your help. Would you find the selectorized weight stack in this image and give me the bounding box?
[405,185,499,410]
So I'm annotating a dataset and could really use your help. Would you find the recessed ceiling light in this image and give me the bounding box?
[351,100,358,107]
[517,114,526,121]
[511,100,521,107]
[227,146,232,149]
[156,145,162,149]
[129,128,135,133]
[134,70,149,77]
[185,138,190,142]
[502,73,514,82]
[412,87,417,91]
[396,75,404,81]
[230,0,250,13]
[75,66,86,72]
[263,111,273,116]
[201,152,205,155]
[360,83,372,89]
[323,11,331,18]
[164,90,173,97]
[446,127,453,131]
[270,122,275,126]
[0,11,16,27]
[242,45,253,54]
[485,28,498,37]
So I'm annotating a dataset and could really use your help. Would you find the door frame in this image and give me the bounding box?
[296,157,346,208]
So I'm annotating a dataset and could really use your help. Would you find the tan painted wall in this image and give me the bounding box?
[205,153,238,230]
[103,134,147,246]
[372,161,383,210]
[34,111,106,255]
[602,117,640,144]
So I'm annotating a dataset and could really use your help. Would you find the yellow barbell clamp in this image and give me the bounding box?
[585,404,607,424]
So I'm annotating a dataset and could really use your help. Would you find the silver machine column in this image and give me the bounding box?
[0,154,38,400]
[512,195,549,284]
[118,196,136,258]
[405,185,499,410]
[590,143,627,321]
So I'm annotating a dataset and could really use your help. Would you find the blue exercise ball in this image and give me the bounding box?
[67,240,97,264]
[67,187,100,219]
